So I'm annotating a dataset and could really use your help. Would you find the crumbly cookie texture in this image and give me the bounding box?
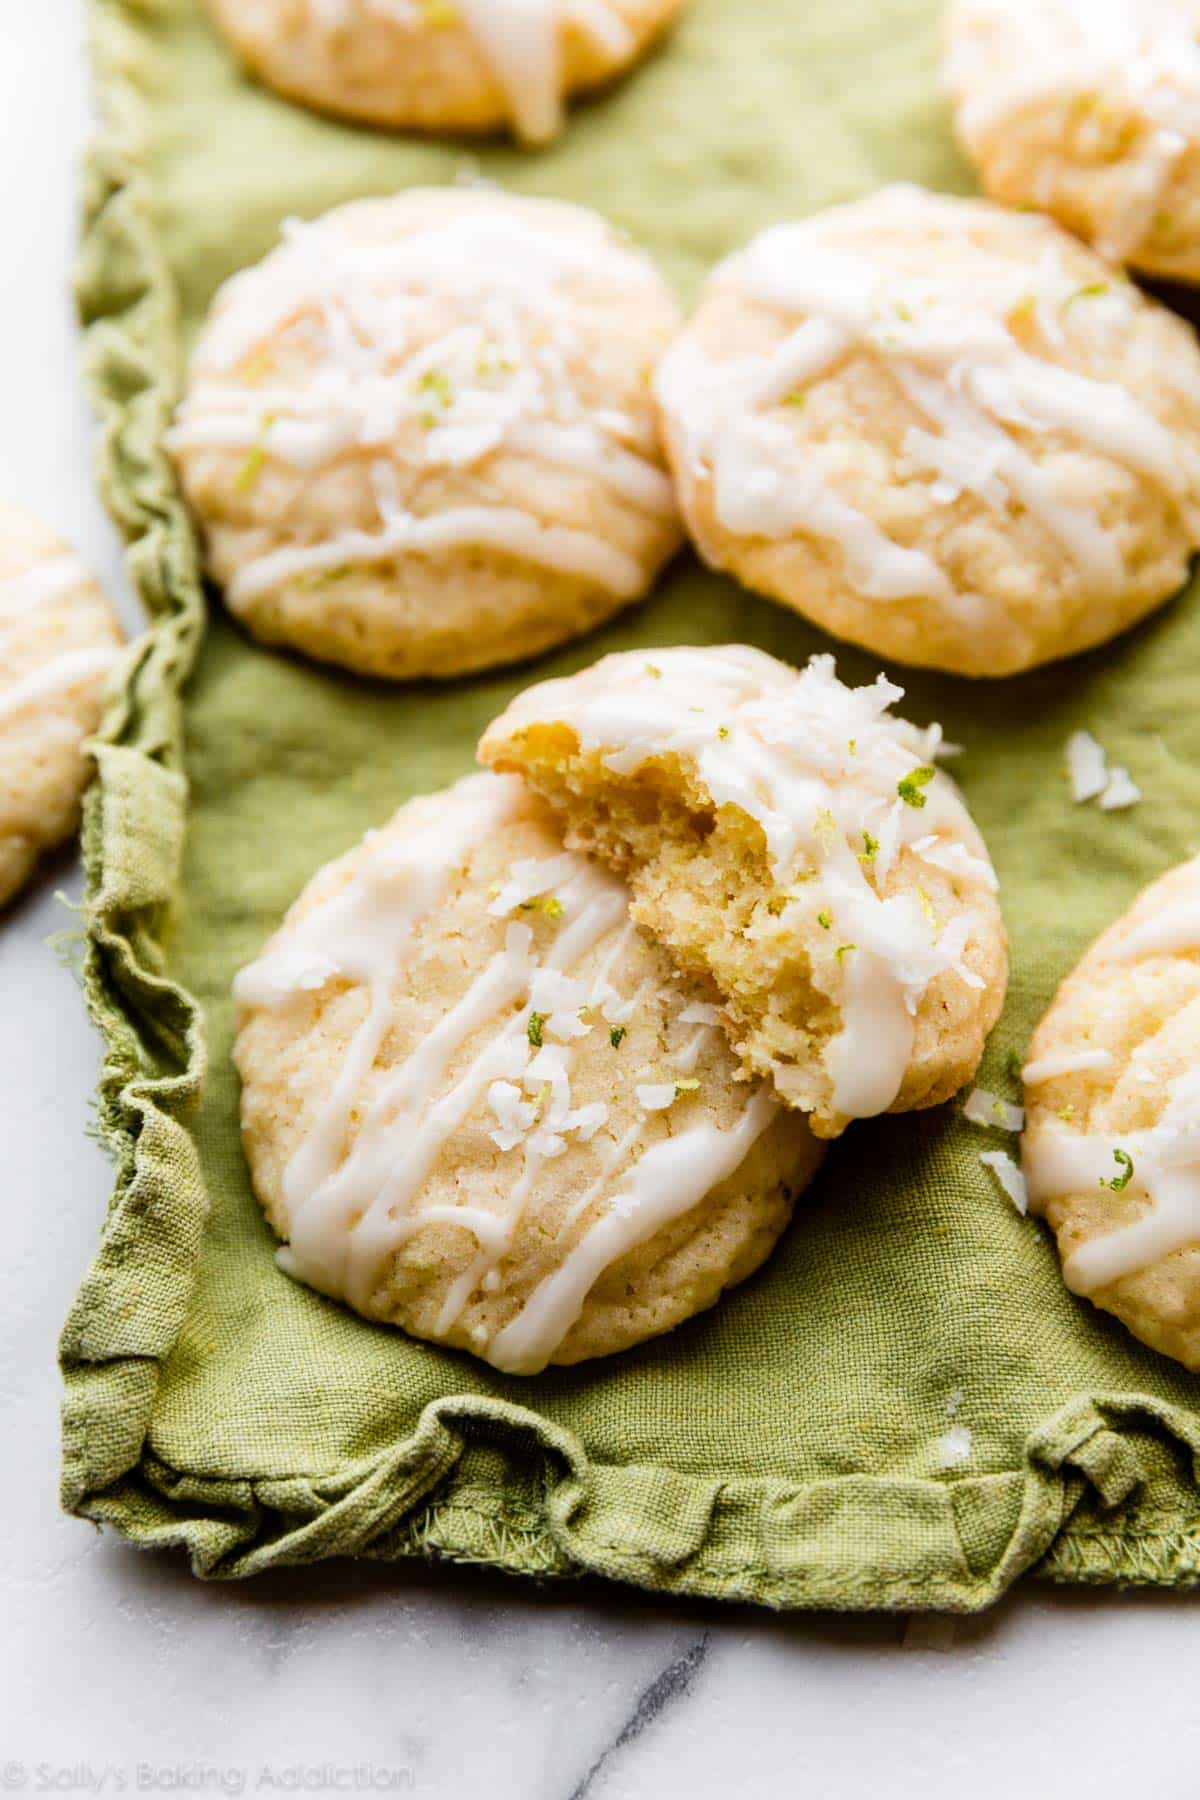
[479,645,1008,1138]
[1023,854,1200,1370]
[168,189,682,682]
[232,771,823,1374]
[0,501,123,908]
[205,0,688,145]
[943,0,1200,284]
[655,184,1200,676]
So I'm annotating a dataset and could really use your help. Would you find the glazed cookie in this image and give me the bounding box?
[0,502,123,908]
[205,0,688,145]
[479,645,1008,1137]
[943,0,1200,283]
[1023,855,1200,1370]
[168,190,683,681]
[232,771,823,1373]
[655,185,1200,676]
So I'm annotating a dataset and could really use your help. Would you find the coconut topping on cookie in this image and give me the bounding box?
[234,773,816,1373]
[480,645,1008,1132]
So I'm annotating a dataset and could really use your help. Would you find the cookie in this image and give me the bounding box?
[168,189,683,681]
[654,184,1200,676]
[943,0,1200,284]
[1023,854,1200,1369]
[204,0,687,145]
[232,771,823,1373]
[0,502,124,908]
[478,645,1008,1138]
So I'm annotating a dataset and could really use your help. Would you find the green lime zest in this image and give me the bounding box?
[609,1025,627,1049]
[519,895,564,919]
[527,1013,546,1049]
[1100,1149,1134,1192]
[1064,281,1109,309]
[233,412,277,493]
[415,367,452,405]
[234,445,266,494]
[898,765,936,808]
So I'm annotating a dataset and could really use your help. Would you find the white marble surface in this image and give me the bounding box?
[3,8,1200,1794]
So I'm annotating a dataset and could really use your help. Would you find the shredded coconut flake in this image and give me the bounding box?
[488,852,579,917]
[637,1082,677,1112]
[1100,766,1141,812]
[980,1150,1028,1215]
[487,1079,537,1152]
[963,1088,1024,1132]
[937,1424,972,1469]
[566,1101,608,1142]
[1066,730,1108,803]
[1066,732,1140,813]
[678,1001,722,1026]
[912,833,999,893]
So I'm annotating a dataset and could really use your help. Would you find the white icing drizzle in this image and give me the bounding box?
[235,771,778,1373]
[1022,864,1200,1286]
[1022,1047,1114,1084]
[0,647,119,730]
[489,646,992,1120]
[1024,1069,1200,1291]
[0,554,85,619]
[1113,900,1200,961]
[457,0,634,145]
[227,500,646,605]
[310,0,635,142]
[656,185,1199,608]
[169,200,676,607]
[486,1088,777,1374]
[946,0,1200,264]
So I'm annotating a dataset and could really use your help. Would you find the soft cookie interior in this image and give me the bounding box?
[480,645,1008,1137]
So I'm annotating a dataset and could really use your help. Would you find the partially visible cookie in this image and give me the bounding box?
[944,0,1200,283]
[1023,854,1200,1370]
[168,189,682,682]
[479,645,1008,1138]
[655,185,1200,676]
[0,502,123,909]
[205,0,687,145]
[232,771,823,1374]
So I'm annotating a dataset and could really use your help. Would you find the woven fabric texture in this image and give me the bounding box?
[61,0,1200,1608]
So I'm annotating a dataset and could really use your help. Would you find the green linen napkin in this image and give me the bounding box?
[62,0,1200,1607]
